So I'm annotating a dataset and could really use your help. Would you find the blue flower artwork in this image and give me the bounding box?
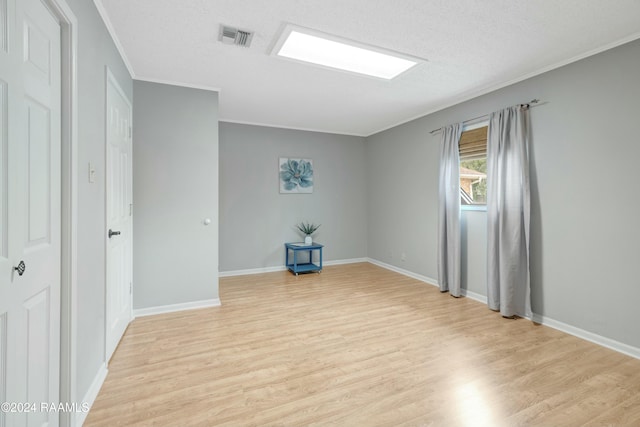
[279,158,313,193]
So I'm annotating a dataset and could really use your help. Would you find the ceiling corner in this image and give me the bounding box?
[93,0,137,78]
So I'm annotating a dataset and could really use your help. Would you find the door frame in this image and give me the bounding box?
[104,66,133,364]
[39,0,78,426]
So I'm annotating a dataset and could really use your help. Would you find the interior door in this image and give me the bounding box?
[105,71,132,362]
[0,0,61,425]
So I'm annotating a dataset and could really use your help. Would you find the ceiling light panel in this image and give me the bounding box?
[273,25,422,80]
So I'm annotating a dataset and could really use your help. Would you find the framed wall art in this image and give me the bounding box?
[279,157,313,193]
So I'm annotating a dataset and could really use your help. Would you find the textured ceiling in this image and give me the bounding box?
[95,0,640,136]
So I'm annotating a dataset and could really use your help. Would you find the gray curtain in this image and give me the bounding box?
[438,123,463,297]
[486,105,531,318]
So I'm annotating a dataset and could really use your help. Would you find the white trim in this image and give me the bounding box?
[219,118,366,138]
[133,299,221,318]
[367,258,488,303]
[219,265,286,277]
[134,76,220,93]
[365,258,438,287]
[75,363,108,427]
[367,259,640,360]
[367,32,640,137]
[531,314,640,360]
[460,289,487,304]
[219,258,369,278]
[531,313,640,359]
[461,205,487,212]
[137,261,640,361]
[77,5,640,139]
[92,0,135,77]
[41,0,78,426]
[324,258,367,266]
[462,120,489,132]
[366,258,487,301]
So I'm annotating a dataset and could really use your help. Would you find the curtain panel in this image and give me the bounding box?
[486,106,531,318]
[438,123,463,297]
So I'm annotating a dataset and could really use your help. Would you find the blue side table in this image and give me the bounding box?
[285,242,324,275]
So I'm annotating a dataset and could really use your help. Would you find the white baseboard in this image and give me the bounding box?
[531,313,640,360]
[461,289,488,304]
[367,258,640,360]
[133,260,640,361]
[366,258,439,287]
[324,257,368,266]
[219,265,286,277]
[76,362,107,427]
[219,257,369,278]
[366,258,487,304]
[133,298,221,318]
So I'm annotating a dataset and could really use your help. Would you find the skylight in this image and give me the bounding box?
[274,27,420,80]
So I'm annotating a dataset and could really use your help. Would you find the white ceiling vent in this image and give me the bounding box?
[219,25,254,47]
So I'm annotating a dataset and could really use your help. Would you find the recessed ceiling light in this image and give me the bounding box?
[272,26,422,80]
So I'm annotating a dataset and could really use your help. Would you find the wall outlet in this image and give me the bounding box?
[401,252,406,262]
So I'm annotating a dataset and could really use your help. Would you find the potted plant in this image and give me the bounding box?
[296,222,320,245]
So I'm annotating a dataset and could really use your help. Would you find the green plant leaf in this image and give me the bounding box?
[296,221,320,235]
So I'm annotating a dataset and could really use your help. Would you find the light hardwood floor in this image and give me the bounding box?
[85,263,640,426]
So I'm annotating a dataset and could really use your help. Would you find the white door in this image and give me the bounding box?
[0,0,61,425]
[105,71,132,362]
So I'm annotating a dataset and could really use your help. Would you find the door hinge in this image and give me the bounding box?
[130,282,132,294]
[129,203,133,216]
[129,126,132,139]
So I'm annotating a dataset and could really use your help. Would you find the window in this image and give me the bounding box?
[459,124,488,206]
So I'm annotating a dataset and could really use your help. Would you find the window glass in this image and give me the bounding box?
[459,125,488,206]
[460,159,486,205]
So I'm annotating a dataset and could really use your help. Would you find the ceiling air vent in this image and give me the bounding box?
[219,25,254,47]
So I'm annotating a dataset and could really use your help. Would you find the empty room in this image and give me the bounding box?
[2,0,640,426]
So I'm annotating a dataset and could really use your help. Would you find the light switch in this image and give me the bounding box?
[88,162,96,183]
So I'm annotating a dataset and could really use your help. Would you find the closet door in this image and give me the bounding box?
[0,0,62,425]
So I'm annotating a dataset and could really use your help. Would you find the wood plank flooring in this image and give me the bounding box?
[85,263,640,426]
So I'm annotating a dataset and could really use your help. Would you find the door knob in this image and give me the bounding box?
[108,229,121,238]
[14,260,26,276]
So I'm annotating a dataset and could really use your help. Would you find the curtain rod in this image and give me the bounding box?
[429,99,540,135]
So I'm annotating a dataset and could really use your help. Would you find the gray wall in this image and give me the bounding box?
[219,123,367,272]
[66,0,133,406]
[64,0,640,403]
[366,117,439,275]
[366,38,640,349]
[460,210,487,297]
[133,81,219,309]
